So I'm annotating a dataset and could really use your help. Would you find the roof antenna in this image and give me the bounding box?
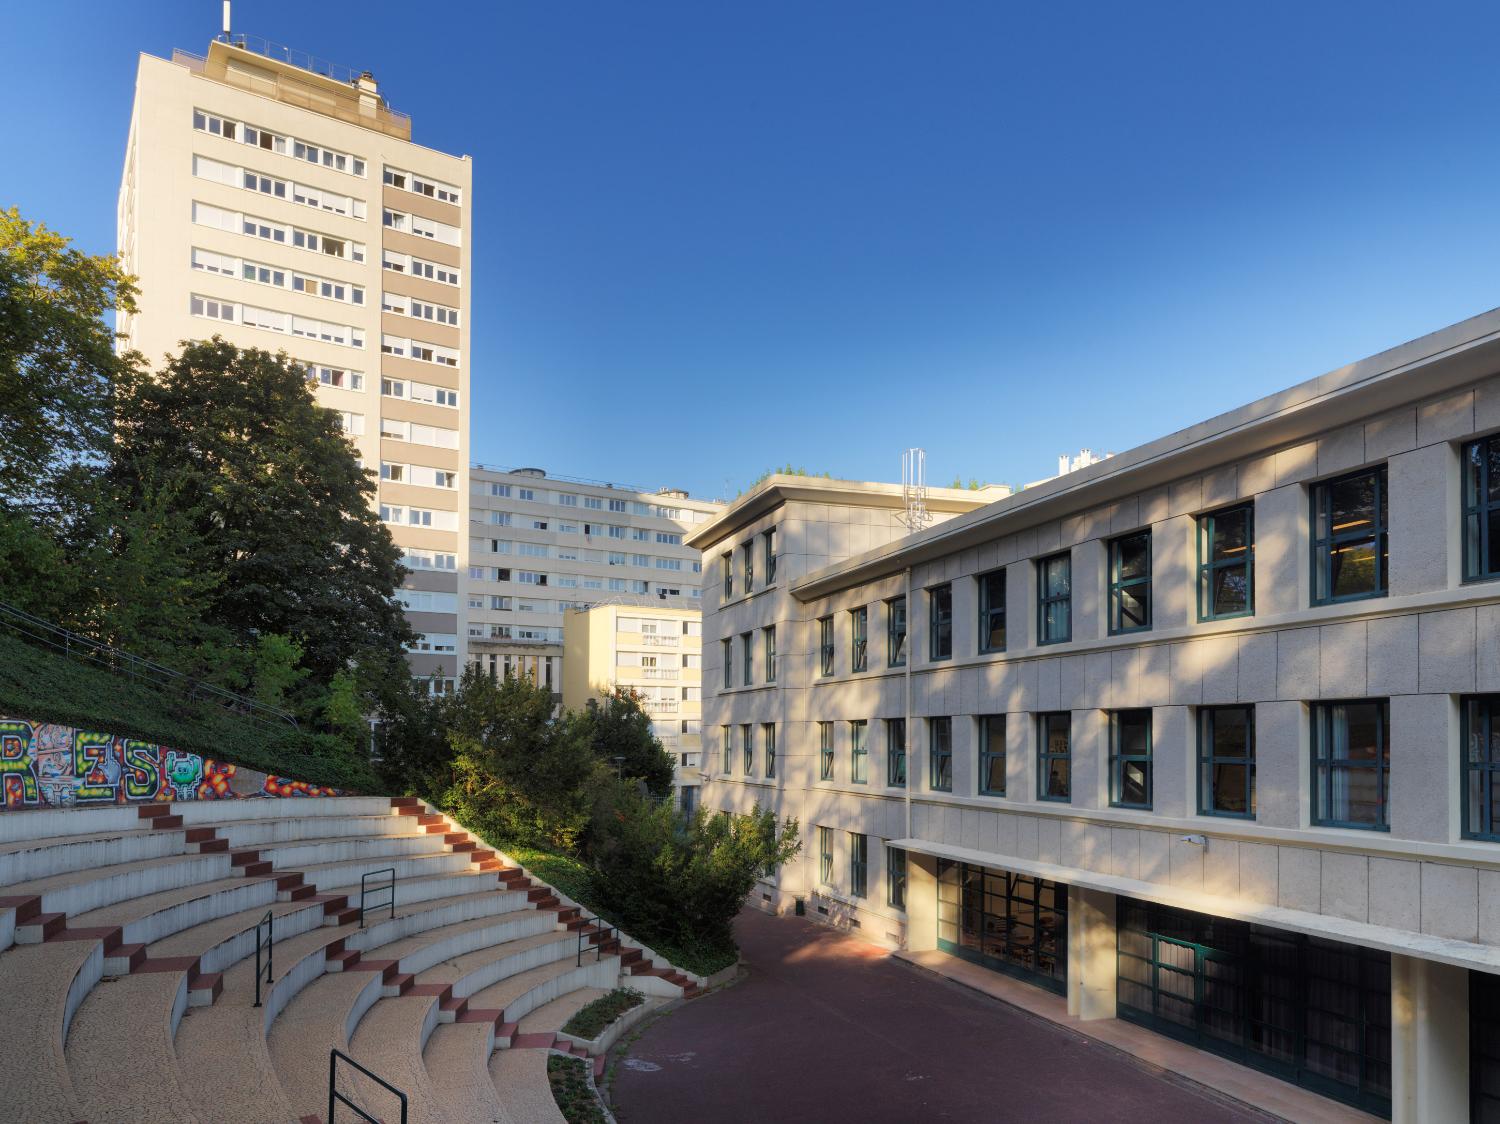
[222,0,231,39]
[899,448,932,533]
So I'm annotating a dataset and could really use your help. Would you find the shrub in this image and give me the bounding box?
[547,1056,606,1124]
[561,988,644,1040]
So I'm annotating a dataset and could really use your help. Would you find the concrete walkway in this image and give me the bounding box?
[611,909,1276,1124]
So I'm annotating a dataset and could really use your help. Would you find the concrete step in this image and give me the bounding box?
[6,850,236,923]
[489,1042,568,1124]
[0,824,193,885]
[0,939,100,1123]
[423,1018,512,1124]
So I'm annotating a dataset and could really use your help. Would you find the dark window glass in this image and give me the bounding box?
[1037,553,1071,644]
[721,725,731,773]
[938,860,1070,993]
[851,720,868,784]
[979,715,1006,796]
[1109,710,1153,809]
[886,846,907,910]
[929,718,952,792]
[1463,436,1500,581]
[1108,531,1152,633]
[1463,696,1500,840]
[1199,706,1256,817]
[818,826,833,884]
[887,596,907,667]
[1198,505,1254,620]
[1037,712,1071,801]
[978,569,1007,653]
[819,721,834,781]
[764,528,777,584]
[887,718,907,787]
[819,617,834,676]
[1311,701,1388,829]
[1312,468,1388,604]
[741,632,753,686]
[929,584,953,660]
[742,542,754,591]
[849,833,868,898]
[764,626,776,682]
[851,607,868,672]
[764,724,776,779]
[723,552,733,598]
[722,638,732,689]
[741,724,753,774]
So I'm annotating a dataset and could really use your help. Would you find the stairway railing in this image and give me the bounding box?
[359,867,396,928]
[252,909,274,1007]
[328,1049,407,1124]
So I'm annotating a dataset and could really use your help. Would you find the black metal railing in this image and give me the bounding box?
[0,600,298,731]
[577,916,615,966]
[252,909,274,1007]
[359,868,395,929]
[327,1049,407,1124]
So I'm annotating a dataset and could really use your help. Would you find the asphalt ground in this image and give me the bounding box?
[609,907,1276,1124]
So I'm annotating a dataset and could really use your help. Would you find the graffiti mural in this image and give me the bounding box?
[0,717,344,809]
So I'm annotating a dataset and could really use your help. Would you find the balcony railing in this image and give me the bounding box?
[638,668,680,681]
[639,635,679,647]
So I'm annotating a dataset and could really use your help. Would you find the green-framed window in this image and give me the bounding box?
[1108,531,1152,634]
[1197,504,1254,621]
[978,568,1006,653]
[740,632,753,686]
[763,625,777,683]
[741,723,753,775]
[1037,712,1071,801]
[722,638,732,689]
[1198,705,1255,818]
[938,860,1068,993]
[887,595,907,667]
[818,826,833,885]
[763,527,777,585]
[851,606,868,672]
[887,718,907,787]
[1109,709,1152,809]
[1311,700,1388,830]
[929,584,953,660]
[722,551,733,599]
[1037,553,1071,644]
[818,721,834,781]
[721,725,731,773]
[1312,467,1388,605]
[763,723,776,779]
[929,717,953,792]
[742,541,754,592]
[851,720,869,784]
[1463,695,1500,840]
[886,845,907,910]
[1117,898,1391,1115]
[818,616,834,676]
[1464,435,1500,582]
[849,832,868,898]
[979,714,1006,796]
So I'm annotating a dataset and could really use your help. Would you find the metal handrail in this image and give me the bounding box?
[252,909,274,1007]
[576,917,616,966]
[0,600,298,731]
[359,868,396,929]
[328,1049,407,1124]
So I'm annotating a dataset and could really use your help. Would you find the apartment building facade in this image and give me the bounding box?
[116,33,472,687]
[466,466,721,696]
[692,309,1500,1122]
[561,604,705,809]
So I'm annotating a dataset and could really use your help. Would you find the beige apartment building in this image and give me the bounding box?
[467,466,721,698]
[692,308,1500,1122]
[116,33,472,687]
[562,604,705,809]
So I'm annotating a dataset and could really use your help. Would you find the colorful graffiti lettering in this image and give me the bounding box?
[0,720,40,807]
[0,717,343,809]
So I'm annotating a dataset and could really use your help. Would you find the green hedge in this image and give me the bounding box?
[0,632,380,792]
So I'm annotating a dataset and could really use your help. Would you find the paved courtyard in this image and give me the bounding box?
[610,908,1275,1124]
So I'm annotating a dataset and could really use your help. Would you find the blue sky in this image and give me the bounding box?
[6,1,1500,501]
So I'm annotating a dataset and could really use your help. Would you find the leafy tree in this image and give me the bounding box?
[583,687,676,799]
[109,337,413,693]
[0,208,141,622]
[438,668,605,850]
[588,799,801,958]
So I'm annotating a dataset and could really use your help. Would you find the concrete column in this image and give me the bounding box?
[905,853,939,952]
[1390,954,1468,1124]
[1066,885,1117,1021]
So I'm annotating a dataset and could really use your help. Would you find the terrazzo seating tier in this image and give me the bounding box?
[0,793,703,1122]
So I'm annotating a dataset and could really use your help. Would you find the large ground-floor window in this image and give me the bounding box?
[1473,970,1500,1123]
[936,859,1067,993]
[1117,898,1390,1116]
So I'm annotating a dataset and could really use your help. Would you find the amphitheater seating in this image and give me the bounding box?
[0,795,701,1123]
